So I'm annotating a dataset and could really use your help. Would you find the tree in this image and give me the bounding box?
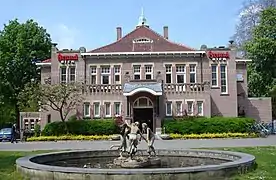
[0,19,52,126]
[232,0,276,56]
[245,7,276,94]
[19,82,84,131]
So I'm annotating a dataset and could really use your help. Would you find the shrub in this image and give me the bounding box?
[41,119,119,136]
[27,132,256,142]
[34,124,41,137]
[163,117,255,134]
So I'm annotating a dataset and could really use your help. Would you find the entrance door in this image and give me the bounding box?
[133,108,153,131]
[133,97,154,131]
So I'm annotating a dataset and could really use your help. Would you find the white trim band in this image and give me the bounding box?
[82,51,205,56]
[123,87,162,96]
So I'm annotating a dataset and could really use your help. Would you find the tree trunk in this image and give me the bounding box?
[59,109,69,134]
[15,104,20,129]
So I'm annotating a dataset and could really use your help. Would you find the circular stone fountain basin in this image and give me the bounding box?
[16,149,256,180]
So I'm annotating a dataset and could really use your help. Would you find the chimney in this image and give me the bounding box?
[116,27,122,40]
[163,26,168,39]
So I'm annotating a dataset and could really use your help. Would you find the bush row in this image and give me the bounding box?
[42,117,255,136]
[42,119,119,136]
[163,117,254,134]
[27,132,256,142]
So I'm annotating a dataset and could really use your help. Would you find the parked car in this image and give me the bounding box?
[0,128,12,142]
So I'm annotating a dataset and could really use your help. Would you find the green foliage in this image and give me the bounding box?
[163,117,255,134]
[245,7,276,97]
[0,19,51,125]
[34,124,41,137]
[41,119,119,136]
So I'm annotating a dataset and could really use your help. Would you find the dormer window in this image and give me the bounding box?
[133,37,153,44]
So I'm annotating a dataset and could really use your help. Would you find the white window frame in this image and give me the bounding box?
[83,102,91,118]
[220,64,228,94]
[176,101,183,116]
[114,65,121,84]
[91,66,97,84]
[133,65,141,80]
[145,65,153,80]
[166,101,172,116]
[93,102,100,117]
[114,102,121,116]
[60,66,67,83]
[101,66,110,84]
[211,64,218,87]
[165,64,172,84]
[104,102,111,117]
[68,66,76,83]
[176,64,186,84]
[197,101,204,116]
[185,99,195,116]
[189,64,196,83]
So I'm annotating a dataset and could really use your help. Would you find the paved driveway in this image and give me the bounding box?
[1,136,276,151]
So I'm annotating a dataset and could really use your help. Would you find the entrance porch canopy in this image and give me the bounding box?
[123,82,163,96]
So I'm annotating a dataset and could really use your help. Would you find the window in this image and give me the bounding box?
[105,102,111,117]
[166,102,172,116]
[30,119,35,130]
[101,66,110,84]
[165,64,172,83]
[114,65,121,84]
[176,64,186,83]
[47,114,51,124]
[189,64,196,83]
[211,64,218,86]
[91,66,97,84]
[94,102,100,117]
[60,67,67,83]
[133,65,141,80]
[187,101,194,115]
[176,101,182,116]
[114,102,121,115]
[145,65,153,80]
[24,119,29,129]
[69,67,76,82]
[133,38,152,43]
[220,65,227,94]
[83,103,90,117]
[197,101,203,116]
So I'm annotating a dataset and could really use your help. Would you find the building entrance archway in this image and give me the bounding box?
[133,96,154,131]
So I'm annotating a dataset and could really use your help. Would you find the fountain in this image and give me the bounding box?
[16,118,256,180]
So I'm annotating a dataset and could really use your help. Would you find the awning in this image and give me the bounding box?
[123,82,163,96]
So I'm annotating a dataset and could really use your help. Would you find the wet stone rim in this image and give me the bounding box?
[16,149,256,175]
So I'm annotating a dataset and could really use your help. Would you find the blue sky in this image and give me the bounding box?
[1,0,244,50]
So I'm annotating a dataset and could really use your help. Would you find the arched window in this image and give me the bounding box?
[133,97,153,108]
[133,37,153,44]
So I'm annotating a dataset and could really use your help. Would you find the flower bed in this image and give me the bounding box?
[26,132,257,142]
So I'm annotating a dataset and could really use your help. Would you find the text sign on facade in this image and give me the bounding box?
[208,51,230,59]
[57,54,78,61]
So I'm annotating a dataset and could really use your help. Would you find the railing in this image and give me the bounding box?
[83,83,209,95]
[85,84,123,95]
[164,83,209,93]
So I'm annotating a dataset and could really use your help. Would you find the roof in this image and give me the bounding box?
[41,58,51,63]
[89,26,195,53]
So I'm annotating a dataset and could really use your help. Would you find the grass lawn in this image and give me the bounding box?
[1,147,276,180]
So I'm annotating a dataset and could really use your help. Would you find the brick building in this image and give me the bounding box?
[27,12,272,134]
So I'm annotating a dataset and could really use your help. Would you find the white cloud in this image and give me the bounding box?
[51,24,79,49]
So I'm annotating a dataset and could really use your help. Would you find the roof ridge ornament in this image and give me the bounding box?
[136,7,149,28]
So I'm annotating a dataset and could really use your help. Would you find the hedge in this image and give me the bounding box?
[163,117,255,134]
[27,133,257,142]
[42,117,255,136]
[42,119,119,136]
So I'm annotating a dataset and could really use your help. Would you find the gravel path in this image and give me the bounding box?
[1,136,276,151]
